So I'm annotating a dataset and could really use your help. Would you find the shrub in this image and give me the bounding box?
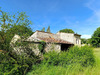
[0,51,40,75]
[0,52,17,75]
[42,51,59,65]
[67,46,95,67]
[27,46,95,75]
[42,46,95,67]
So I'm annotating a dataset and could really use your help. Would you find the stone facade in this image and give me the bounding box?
[57,32,81,46]
[28,42,40,55]
[45,43,61,53]
[57,32,74,43]
[28,42,61,55]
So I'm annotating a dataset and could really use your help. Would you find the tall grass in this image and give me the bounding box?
[27,46,96,75]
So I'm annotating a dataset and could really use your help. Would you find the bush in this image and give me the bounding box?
[67,46,95,66]
[0,51,40,75]
[27,46,96,75]
[42,46,95,67]
[0,52,17,75]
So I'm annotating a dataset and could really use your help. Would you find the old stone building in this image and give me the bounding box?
[26,31,81,55]
[11,30,81,55]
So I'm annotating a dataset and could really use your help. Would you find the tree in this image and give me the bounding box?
[0,8,39,75]
[41,27,45,32]
[47,26,51,33]
[6,25,33,38]
[0,8,32,51]
[81,38,91,44]
[81,38,87,44]
[59,28,74,33]
[91,27,100,47]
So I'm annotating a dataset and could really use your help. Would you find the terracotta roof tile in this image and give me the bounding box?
[38,37,73,44]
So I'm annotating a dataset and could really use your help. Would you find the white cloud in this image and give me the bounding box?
[81,34,91,39]
[85,0,100,23]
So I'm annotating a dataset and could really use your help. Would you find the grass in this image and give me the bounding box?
[27,48,100,75]
[77,48,100,75]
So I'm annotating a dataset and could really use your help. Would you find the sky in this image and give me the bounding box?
[0,0,100,39]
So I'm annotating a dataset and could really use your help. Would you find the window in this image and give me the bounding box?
[76,39,79,44]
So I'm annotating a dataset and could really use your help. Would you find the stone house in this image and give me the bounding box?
[26,31,81,55]
[11,30,81,55]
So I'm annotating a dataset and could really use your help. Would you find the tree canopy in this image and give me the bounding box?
[91,27,100,47]
[47,26,51,33]
[0,8,33,51]
[59,28,74,33]
[41,27,45,32]
[6,25,33,38]
[81,38,91,44]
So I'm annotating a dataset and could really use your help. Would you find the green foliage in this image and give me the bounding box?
[47,26,51,33]
[91,37,100,47]
[0,51,39,75]
[81,38,91,44]
[0,8,38,75]
[42,46,95,67]
[92,27,100,37]
[6,25,33,38]
[41,27,45,32]
[15,41,28,47]
[0,8,32,51]
[59,28,74,33]
[91,27,100,47]
[0,53,16,72]
[27,46,95,75]
[38,41,46,53]
[81,38,87,44]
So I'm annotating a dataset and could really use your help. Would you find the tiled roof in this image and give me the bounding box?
[27,30,74,44]
[38,37,73,44]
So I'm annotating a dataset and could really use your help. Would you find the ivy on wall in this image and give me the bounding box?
[38,41,46,53]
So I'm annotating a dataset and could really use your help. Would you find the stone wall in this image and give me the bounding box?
[28,42,40,55]
[56,32,81,45]
[28,42,61,55]
[45,43,61,53]
[57,32,74,43]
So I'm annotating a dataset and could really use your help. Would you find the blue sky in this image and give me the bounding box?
[0,0,100,38]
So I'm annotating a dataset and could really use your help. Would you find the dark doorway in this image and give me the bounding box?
[61,44,72,51]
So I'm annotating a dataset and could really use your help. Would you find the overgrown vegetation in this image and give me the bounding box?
[0,8,38,75]
[0,51,39,75]
[38,41,46,53]
[27,46,95,75]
